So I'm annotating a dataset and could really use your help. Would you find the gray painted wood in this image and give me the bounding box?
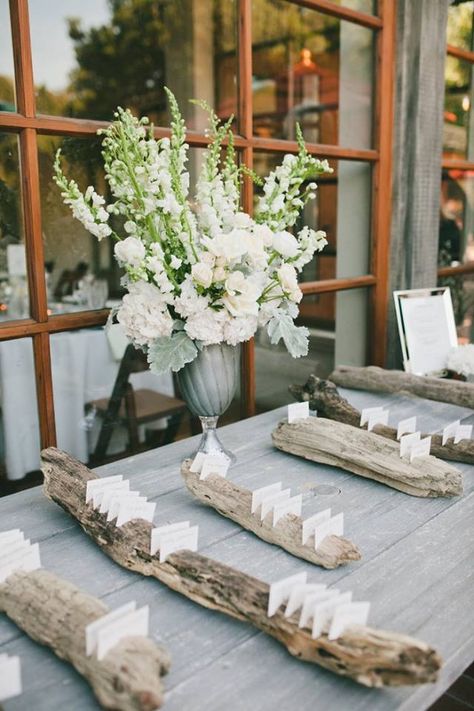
[0,388,473,710]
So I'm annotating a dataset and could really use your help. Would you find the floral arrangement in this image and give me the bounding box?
[54,89,331,374]
[446,344,474,379]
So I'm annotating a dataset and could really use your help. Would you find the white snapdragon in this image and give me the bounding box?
[252,223,274,247]
[114,236,146,268]
[117,280,173,347]
[170,255,182,269]
[292,227,328,271]
[273,230,299,258]
[277,264,302,303]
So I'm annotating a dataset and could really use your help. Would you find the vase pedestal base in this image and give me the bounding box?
[193,416,236,466]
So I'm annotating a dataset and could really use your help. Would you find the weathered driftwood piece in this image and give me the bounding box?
[290,375,474,465]
[41,447,441,688]
[272,418,463,498]
[0,569,169,711]
[181,460,361,569]
[330,365,474,409]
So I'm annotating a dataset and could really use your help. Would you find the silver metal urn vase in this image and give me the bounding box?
[176,343,240,464]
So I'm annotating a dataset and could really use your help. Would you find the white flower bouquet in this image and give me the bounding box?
[54,89,331,374]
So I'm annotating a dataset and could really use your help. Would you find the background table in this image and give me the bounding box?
[0,388,473,710]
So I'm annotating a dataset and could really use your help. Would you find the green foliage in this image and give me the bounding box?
[147,331,198,374]
[267,314,309,358]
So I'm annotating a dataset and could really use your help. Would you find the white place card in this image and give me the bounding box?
[200,455,230,481]
[409,436,431,462]
[454,424,472,444]
[0,542,41,584]
[442,420,461,446]
[251,483,282,514]
[313,513,344,549]
[360,406,385,427]
[399,431,421,458]
[272,494,302,526]
[86,475,123,504]
[159,525,199,563]
[99,481,131,513]
[0,538,31,566]
[267,572,307,617]
[116,500,156,527]
[107,492,143,522]
[0,530,24,547]
[311,591,353,639]
[190,452,206,473]
[328,601,370,640]
[150,522,190,556]
[0,654,22,701]
[96,605,149,661]
[86,601,137,656]
[301,509,331,545]
[397,416,417,440]
[284,583,327,617]
[299,588,337,629]
[367,409,389,432]
[260,489,291,520]
[288,401,310,424]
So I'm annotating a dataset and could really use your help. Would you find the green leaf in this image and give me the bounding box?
[267,314,309,358]
[147,331,198,374]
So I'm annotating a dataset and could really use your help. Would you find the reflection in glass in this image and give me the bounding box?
[0,133,29,320]
[251,0,374,147]
[30,0,238,130]
[0,1,15,112]
[254,153,371,281]
[256,289,368,411]
[0,338,41,490]
[443,56,473,160]
[447,2,473,52]
[439,169,474,267]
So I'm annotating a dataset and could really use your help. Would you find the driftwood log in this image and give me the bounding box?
[290,375,474,465]
[330,365,474,409]
[272,418,463,498]
[181,460,361,569]
[0,569,169,711]
[41,447,441,688]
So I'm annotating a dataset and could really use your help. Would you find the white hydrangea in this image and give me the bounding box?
[185,307,226,345]
[223,315,258,346]
[117,280,173,347]
[174,276,208,318]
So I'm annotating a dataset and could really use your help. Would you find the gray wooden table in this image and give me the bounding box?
[0,388,473,711]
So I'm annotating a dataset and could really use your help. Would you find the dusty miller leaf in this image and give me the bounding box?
[147,331,198,374]
[267,314,309,358]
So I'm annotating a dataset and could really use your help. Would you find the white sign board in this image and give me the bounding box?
[393,288,458,375]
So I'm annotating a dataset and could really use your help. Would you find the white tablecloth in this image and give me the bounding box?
[0,330,173,480]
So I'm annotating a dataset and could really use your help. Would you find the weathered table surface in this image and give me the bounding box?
[0,388,473,711]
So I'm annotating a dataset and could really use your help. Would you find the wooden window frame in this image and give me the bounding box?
[0,0,396,449]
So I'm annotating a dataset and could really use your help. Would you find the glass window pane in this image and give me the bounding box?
[437,272,474,342]
[0,132,30,321]
[251,0,374,148]
[0,338,42,492]
[327,0,376,15]
[443,56,473,160]
[30,0,238,130]
[447,2,473,51]
[254,152,371,280]
[256,288,368,411]
[0,1,16,112]
[439,169,474,266]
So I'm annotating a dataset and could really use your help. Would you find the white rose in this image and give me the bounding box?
[191,261,213,288]
[222,271,261,317]
[213,266,227,282]
[277,263,302,303]
[252,223,274,247]
[114,237,146,268]
[273,231,299,258]
[203,230,248,263]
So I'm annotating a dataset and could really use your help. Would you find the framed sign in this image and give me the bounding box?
[393,287,458,376]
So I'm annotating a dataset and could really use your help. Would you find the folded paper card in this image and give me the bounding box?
[288,401,310,424]
[158,525,199,563]
[0,531,41,584]
[313,513,344,549]
[116,499,156,527]
[200,455,230,480]
[311,591,353,639]
[0,654,22,702]
[367,409,389,432]
[251,482,282,514]
[299,588,337,629]
[360,406,385,427]
[328,601,370,640]
[442,420,461,446]
[86,475,123,503]
[150,521,190,556]
[397,416,417,440]
[454,424,472,444]
[106,492,143,522]
[272,494,303,526]
[267,572,307,617]
[301,509,331,545]
[190,452,206,473]
[399,431,421,458]
[0,529,24,546]
[99,481,132,513]
[284,583,327,617]
[410,436,431,462]
[260,489,291,520]
[96,605,149,661]
[86,601,137,656]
